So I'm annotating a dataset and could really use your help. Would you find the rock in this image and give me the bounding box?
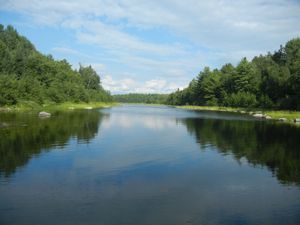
[278,118,287,122]
[253,113,264,118]
[85,107,93,110]
[39,111,51,117]
[294,118,300,123]
[68,107,75,110]
[265,116,272,120]
[0,122,9,128]
[240,111,246,114]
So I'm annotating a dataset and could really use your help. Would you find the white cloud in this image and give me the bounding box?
[52,47,81,55]
[3,0,300,52]
[51,46,92,60]
[88,63,106,73]
[71,19,186,56]
[102,75,186,94]
[102,75,137,92]
[1,0,300,92]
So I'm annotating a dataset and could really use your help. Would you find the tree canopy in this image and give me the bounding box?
[0,24,112,106]
[166,38,300,110]
[1,24,299,110]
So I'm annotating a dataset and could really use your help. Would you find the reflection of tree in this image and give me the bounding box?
[0,110,107,177]
[180,118,300,185]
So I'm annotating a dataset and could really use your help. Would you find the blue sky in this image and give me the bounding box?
[0,0,300,93]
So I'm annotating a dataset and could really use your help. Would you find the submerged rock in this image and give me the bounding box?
[38,111,51,117]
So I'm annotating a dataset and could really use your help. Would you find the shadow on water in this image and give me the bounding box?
[179,117,300,185]
[0,110,107,177]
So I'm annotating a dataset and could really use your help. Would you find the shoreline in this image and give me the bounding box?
[176,105,300,124]
[0,101,117,113]
[1,102,300,125]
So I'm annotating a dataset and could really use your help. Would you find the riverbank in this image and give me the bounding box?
[0,101,116,113]
[177,105,300,123]
[117,102,166,107]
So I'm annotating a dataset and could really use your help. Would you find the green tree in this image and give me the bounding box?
[0,24,112,106]
[79,65,101,90]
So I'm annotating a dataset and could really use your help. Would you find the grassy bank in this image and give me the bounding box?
[116,102,166,106]
[0,101,116,113]
[177,105,300,122]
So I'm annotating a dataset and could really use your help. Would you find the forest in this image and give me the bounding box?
[166,38,300,110]
[1,24,300,110]
[113,93,168,104]
[0,24,112,106]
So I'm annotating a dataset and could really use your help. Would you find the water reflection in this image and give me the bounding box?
[0,105,299,225]
[179,118,300,185]
[0,110,107,177]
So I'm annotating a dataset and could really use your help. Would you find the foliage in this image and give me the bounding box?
[113,93,169,104]
[166,38,300,110]
[223,92,257,108]
[0,25,112,106]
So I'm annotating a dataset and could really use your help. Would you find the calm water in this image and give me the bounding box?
[0,105,300,225]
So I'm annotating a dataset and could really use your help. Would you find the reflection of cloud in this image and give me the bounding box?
[74,117,189,174]
[101,112,176,130]
[88,106,197,173]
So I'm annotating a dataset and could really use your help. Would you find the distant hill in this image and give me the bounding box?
[0,24,112,106]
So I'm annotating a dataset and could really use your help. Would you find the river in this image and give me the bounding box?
[0,105,299,225]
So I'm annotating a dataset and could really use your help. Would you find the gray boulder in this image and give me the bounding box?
[39,111,51,117]
[0,122,9,128]
[253,113,264,118]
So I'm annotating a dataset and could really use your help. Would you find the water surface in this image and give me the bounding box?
[0,105,299,225]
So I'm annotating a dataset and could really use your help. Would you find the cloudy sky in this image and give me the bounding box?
[0,0,299,93]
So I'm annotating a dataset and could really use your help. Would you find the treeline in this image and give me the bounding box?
[113,93,168,104]
[167,38,300,110]
[0,24,112,106]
